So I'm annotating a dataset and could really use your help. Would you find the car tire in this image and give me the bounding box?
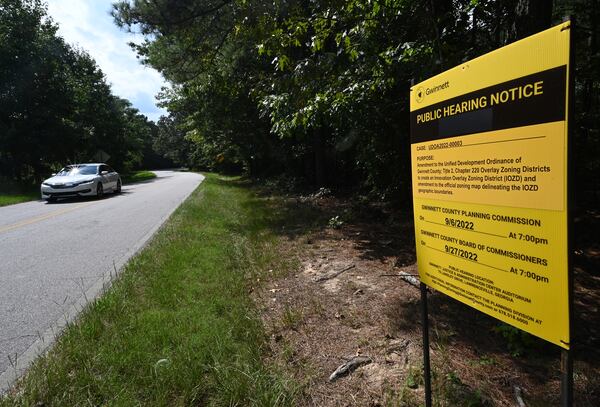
[96,183,104,199]
[115,179,122,194]
[47,197,56,203]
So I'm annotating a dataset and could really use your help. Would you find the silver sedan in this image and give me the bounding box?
[41,163,121,202]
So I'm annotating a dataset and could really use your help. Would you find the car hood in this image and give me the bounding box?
[43,175,96,185]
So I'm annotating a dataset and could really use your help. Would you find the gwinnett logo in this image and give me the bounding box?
[415,86,424,103]
[415,81,450,103]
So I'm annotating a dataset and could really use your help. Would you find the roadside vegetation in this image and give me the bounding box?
[1,174,296,406]
[0,1,174,185]
[4,0,598,206]
[112,1,599,206]
[121,170,157,184]
[0,178,38,207]
[2,174,599,406]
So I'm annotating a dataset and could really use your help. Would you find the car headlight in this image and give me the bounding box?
[74,180,95,186]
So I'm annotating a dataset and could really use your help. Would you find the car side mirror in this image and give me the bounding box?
[101,171,108,175]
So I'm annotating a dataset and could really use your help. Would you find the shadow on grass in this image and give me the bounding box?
[217,180,600,330]
[121,174,159,184]
[217,176,417,266]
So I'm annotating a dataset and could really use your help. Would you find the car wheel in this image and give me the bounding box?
[115,179,122,194]
[47,197,56,203]
[96,183,104,199]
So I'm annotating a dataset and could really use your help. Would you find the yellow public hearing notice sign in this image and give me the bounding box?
[410,22,571,349]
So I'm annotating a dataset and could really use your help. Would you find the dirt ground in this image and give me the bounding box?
[255,192,600,406]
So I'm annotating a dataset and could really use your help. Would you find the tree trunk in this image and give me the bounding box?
[314,127,325,187]
[578,0,599,206]
[512,0,553,40]
[428,0,451,70]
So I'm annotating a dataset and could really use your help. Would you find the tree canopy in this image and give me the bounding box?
[110,0,597,205]
[2,0,598,205]
[0,0,163,182]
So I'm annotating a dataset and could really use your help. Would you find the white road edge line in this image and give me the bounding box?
[0,174,205,395]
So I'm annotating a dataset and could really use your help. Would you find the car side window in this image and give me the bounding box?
[99,165,108,174]
[107,166,115,173]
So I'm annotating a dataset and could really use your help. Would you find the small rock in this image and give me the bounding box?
[385,352,403,364]
[328,356,373,382]
[387,338,410,353]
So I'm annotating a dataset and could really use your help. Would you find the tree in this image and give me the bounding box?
[113,0,598,205]
[0,0,161,182]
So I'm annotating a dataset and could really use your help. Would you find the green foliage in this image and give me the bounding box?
[441,371,489,407]
[10,0,597,204]
[280,305,304,330]
[153,115,196,168]
[493,323,536,357]
[110,0,599,206]
[0,0,163,183]
[0,177,38,206]
[327,215,344,229]
[474,355,497,366]
[121,170,157,184]
[405,365,423,389]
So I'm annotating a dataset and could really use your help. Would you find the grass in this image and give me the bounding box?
[121,170,157,184]
[1,174,297,406]
[280,306,304,330]
[0,178,39,207]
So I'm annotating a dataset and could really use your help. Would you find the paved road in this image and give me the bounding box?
[0,170,203,390]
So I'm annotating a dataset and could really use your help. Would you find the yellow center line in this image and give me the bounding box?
[0,201,96,234]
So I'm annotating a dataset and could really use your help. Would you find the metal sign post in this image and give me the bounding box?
[420,282,432,407]
[561,349,573,406]
[560,16,575,406]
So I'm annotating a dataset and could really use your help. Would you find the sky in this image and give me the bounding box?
[46,0,168,123]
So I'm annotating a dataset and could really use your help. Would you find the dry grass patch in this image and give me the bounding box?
[255,192,600,406]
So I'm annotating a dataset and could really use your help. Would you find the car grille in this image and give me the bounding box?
[48,189,91,197]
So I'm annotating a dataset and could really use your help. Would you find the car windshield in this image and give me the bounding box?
[56,165,98,176]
